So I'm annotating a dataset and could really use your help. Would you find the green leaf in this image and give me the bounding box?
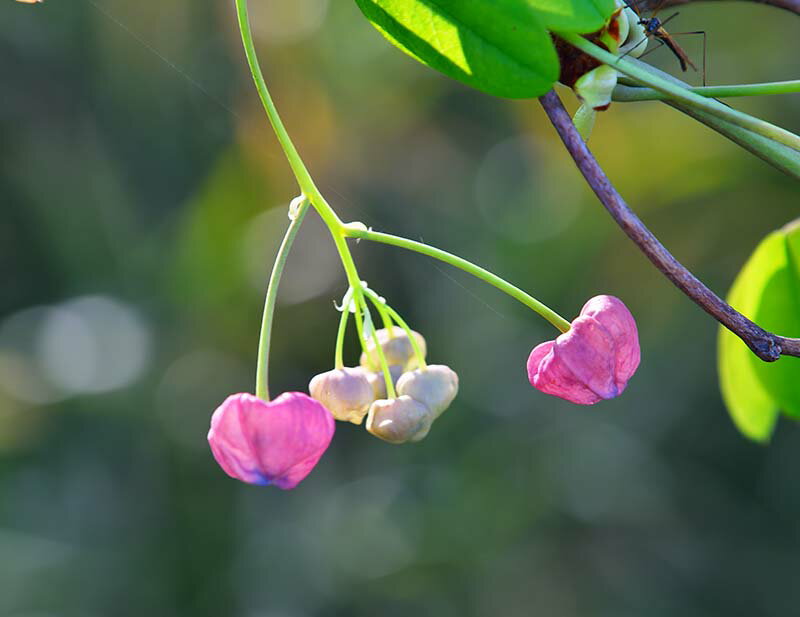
[718,246,780,442]
[354,0,615,99]
[750,225,800,418]
[718,222,800,441]
[525,0,616,31]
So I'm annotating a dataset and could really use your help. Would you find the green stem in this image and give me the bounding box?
[556,32,800,153]
[370,292,395,331]
[234,0,344,232]
[352,293,367,356]
[330,231,370,324]
[237,0,384,368]
[363,287,428,370]
[666,97,800,181]
[613,66,800,181]
[236,0,371,307]
[344,226,571,333]
[255,198,310,401]
[613,79,800,102]
[334,294,351,370]
[362,304,397,398]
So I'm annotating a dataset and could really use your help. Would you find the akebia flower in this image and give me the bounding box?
[396,365,459,418]
[366,395,432,444]
[309,367,374,424]
[527,295,640,405]
[208,392,335,489]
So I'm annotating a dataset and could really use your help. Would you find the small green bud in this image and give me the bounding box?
[309,367,374,425]
[396,365,459,419]
[574,64,618,111]
[360,327,427,372]
[618,3,647,59]
[572,104,597,141]
[366,395,432,444]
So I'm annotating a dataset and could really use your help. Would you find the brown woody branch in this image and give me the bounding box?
[538,89,800,361]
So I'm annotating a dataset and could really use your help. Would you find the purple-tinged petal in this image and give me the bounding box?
[528,340,599,404]
[580,295,640,385]
[528,333,609,405]
[552,317,618,400]
[208,392,335,490]
[526,295,641,405]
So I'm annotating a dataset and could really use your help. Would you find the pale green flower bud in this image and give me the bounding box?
[309,367,374,425]
[360,327,427,372]
[366,395,432,444]
[574,64,618,111]
[365,365,404,400]
[617,3,648,59]
[572,104,597,141]
[396,364,459,419]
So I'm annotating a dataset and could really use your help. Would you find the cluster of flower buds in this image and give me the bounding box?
[207,293,639,490]
[309,327,459,444]
[573,0,647,111]
[555,0,648,138]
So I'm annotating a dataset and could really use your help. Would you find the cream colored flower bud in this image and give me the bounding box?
[396,365,459,418]
[309,367,374,425]
[617,2,648,59]
[360,327,427,371]
[365,365,404,400]
[366,395,432,444]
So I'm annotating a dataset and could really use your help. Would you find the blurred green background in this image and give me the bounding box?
[1,1,799,616]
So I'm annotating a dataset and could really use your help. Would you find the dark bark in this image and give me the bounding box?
[539,89,800,361]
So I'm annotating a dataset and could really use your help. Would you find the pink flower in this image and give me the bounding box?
[208,392,335,489]
[527,295,640,405]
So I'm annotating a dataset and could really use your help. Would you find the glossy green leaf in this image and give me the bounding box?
[354,0,616,99]
[718,222,800,441]
[718,241,780,442]
[750,224,800,418]
[526,0,617,31]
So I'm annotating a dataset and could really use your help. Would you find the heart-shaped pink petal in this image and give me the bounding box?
[208,392,335,489]
[527,295,640,405]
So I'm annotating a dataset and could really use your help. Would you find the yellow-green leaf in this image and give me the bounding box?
[354,0,616,99]
[718,221,800,441]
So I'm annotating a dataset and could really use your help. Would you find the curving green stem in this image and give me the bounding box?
[344,226,571,333]
[236,0,372,341]
[239,0,571,348]
[613,79,800,102]
[368,290,395,331]
[556,32,800,153]
[236,0,365,285]
[613,64,800,181]
[352,292,368,356]
[256,198,310,401]
[334,296,351,370]
[363,287,428,370]
[362,304,397,398]
[235,0,343,231]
